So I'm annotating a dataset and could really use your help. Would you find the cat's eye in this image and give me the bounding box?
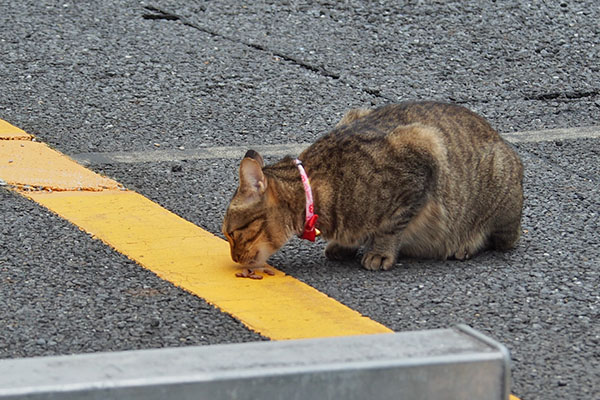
[226,228,244,241]
[230,218,260,237]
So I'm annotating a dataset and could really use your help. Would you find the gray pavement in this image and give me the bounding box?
[1,1,599,399]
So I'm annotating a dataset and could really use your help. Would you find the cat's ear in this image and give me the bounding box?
[239,151,266,198]
[243,149,264,167]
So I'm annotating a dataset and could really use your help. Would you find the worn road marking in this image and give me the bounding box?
[71,125,600,165]
[0,140,122,191]
[1,119,391,340]
[0,119,32,140]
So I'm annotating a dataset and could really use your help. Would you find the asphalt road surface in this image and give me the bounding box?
[1,1,599,399]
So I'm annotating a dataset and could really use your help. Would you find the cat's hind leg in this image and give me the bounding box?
[490,219,522,251]
[325,241,359,261]
[361,232,402,271]
[452,217,520,260]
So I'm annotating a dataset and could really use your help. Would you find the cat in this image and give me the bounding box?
[222,101,524,272]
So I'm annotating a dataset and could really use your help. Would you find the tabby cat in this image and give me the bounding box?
[223,101,524,272]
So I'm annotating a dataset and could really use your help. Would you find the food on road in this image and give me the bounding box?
[235,267,275,280]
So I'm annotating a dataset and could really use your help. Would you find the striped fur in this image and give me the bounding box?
[223,101,524,271]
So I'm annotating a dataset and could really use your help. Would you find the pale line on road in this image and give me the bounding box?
[73,143,311,165]
[72,125,600,165]
[501,125,600,143]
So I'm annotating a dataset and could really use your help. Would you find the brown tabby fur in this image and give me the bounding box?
[223,101,524,271]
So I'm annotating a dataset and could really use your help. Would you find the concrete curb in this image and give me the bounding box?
[0,325,510,400]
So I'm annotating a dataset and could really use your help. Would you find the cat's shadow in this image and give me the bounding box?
[271,238,524,279]
[271,239,440,276]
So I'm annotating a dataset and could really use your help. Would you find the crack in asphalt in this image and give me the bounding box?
[7,183,121,193]
[142,6,599,108]
[141,12,178,21]
[0,136,33,141]
[142,6,391,101]
[524,89,600,101]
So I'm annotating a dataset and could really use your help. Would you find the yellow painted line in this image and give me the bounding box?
[0,118,390,339]
[0,140,121,191]
[0,119,32,140]
[26,190,391,339]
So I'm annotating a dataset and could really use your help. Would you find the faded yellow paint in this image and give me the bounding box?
[27,190,393,339]
[0,119,32,140]
[0,140,121,191]
[509,396,521,400]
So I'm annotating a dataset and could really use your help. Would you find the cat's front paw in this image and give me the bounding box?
[361,251,397,271]
[325,242,358,261]
[452,247,472,261]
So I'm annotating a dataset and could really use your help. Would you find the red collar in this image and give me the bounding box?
[294,159,320,241]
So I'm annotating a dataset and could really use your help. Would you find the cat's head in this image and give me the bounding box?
[222,150,291,268]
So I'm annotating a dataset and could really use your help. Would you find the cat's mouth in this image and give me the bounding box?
[235,252,265,269]
[231,243,276,271]
[231,249,261,267]
[240,259,262,268]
